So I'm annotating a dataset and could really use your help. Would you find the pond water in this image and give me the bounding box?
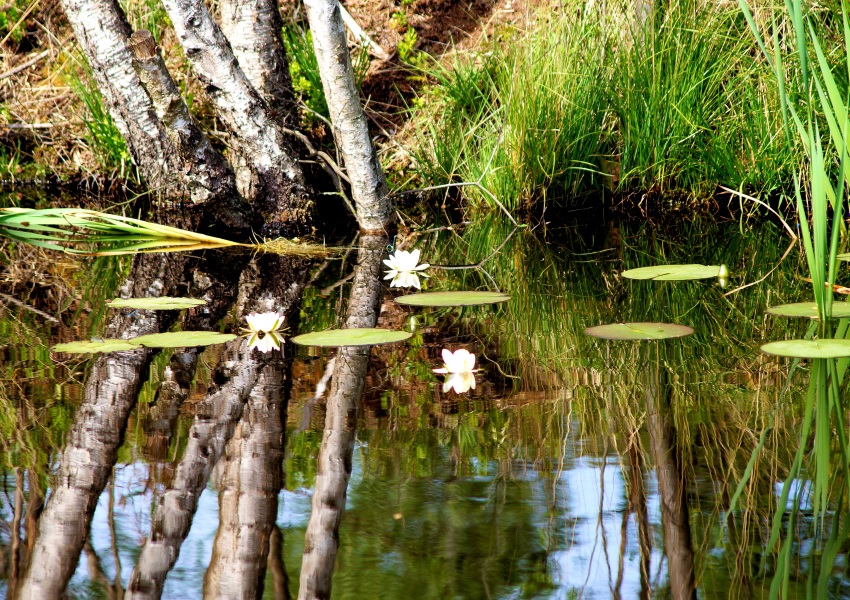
[0,203,839,598]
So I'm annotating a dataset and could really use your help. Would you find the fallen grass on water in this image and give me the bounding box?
[0,208,335,257]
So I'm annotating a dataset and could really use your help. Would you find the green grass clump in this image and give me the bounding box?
[67,61,135,179]
[412,17,607,212]
[409,0,801,212]
[609,2,797,196]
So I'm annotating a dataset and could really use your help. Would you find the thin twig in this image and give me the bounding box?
[0,0,39,46]
[338,4,390,60]
[430,226,517,270]
[392,181,517,226]
[282,126,350,184]
[1,122,55,129]
[297,100,334,130]
[0,293,60,323]
[282,125,357,217]
[320,271,355,295]
[719,186,799,297]
[0,49,50,80]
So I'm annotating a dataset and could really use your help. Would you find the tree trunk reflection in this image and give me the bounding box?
[127,255,309,599]
[644,359,696,600]
[14,253,182,600]
[298,234,387,600]
[203,361,285,598]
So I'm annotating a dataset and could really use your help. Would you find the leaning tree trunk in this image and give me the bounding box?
[218,0,298,199]
[298,234,386,600]
[218,0,296,118]
[303,0,393,233]
[159,0,312,231]
[59,0,184,198]
[128,29,256,234]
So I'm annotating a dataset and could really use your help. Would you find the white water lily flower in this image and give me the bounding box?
[383,249,430,289]
[433,348,479,394]
[243,311,285,353]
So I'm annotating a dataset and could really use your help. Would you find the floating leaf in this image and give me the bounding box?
[107,297,207,310]
[132,331,237,348]
[766,302,850,319]
[621,264,721,281]
[585,322,694,340]
[760,339,850,358]
[292,328,412,347]
[395,291,510,307]
[53,339,141,353]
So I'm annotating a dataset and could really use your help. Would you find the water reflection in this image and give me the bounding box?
[0,210,843,597]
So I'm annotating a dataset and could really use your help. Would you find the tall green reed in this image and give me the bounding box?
[733,0,850,593]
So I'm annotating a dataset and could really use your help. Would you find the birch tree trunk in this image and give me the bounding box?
[218,0,295,118]
[298,234,386,600]
[159,0,312,231]
[59,0,184,198]
[303,0,393,233]
[217,0,299,202]
[128,29,255,235]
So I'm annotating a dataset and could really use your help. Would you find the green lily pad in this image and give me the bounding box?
[585,322,695,340]
[132,331,237,348]
[107,297,207,310]
[291,328,412,347]
[622,264,721,281]
[767,302,850,319]
[760,339,850,358]
[395,291,510,307]
[53,339,142,353]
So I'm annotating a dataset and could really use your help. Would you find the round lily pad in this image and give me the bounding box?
[53,339,142,353]
[767,302,850,319]
[132,331,237,348]
[107,297,206,310]
[585,322,695,340]
[760,339,850,358]
[395,291,510,307]
[291,328,412,347]
[622,264,721,281]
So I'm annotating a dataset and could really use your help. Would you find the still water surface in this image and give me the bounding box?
[0,208,834,598]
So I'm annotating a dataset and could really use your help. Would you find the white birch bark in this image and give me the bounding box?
[159,0,311,225]
[203,364,284,599]
[218,0,295,115]
[59,0,184,198]
[303,0,393,233]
